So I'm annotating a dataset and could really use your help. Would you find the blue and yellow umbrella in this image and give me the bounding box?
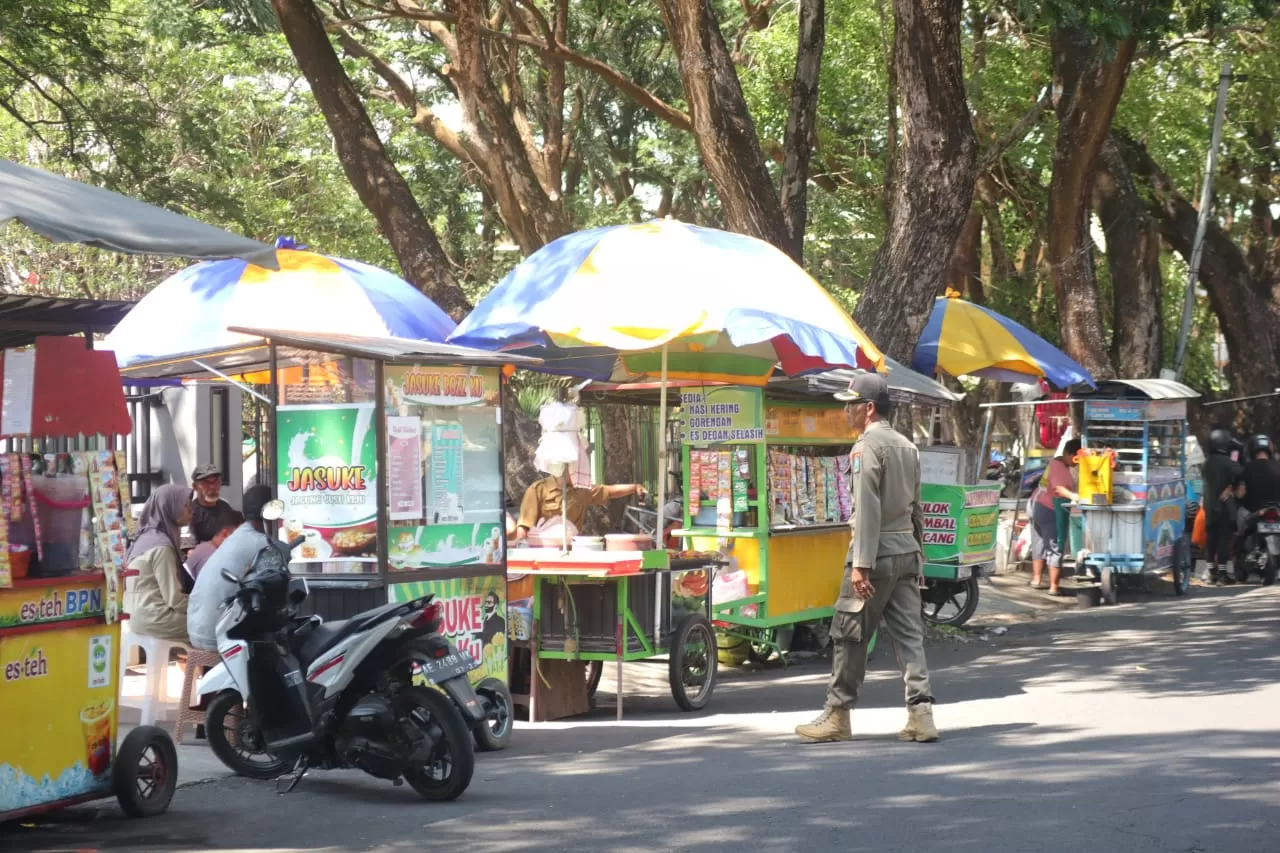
[912,292,1095,389]
[449,219,883,384]
[105,242,456,368]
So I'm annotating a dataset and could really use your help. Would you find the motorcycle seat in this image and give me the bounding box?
[297,601,409,668]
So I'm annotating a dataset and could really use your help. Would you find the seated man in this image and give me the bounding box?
[188,486,275,651]
[184,508,245,589]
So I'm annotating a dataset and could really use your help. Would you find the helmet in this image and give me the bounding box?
[1247,434,1274,459]
[240,541,292,619]
[1208,428,1234,454]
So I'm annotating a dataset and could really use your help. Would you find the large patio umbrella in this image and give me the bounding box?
[450,219,884,549]
[0,158,277,269]
[104,244,456,368]
[912,292,1095,390]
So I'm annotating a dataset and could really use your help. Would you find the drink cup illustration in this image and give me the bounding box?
[81,699,114,776]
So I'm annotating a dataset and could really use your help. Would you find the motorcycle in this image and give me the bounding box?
[1233,502,1280,586]
[196,500,485,800]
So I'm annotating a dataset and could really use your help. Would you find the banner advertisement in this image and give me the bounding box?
[388,575,507,685]
[0,623,119,815]
[0,581,104,632]
[277,403,378,562]
[679,387,765,445]
[765,406,850,442]
[388,522,503,571]
[383,365,500,410]
[919,484,1001,564]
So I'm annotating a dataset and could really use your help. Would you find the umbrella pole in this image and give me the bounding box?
[562,470,569,555]
[976,408,994,482]
[656,344,668,551]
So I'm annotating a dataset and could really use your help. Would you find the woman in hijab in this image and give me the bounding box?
[126,483,192,643]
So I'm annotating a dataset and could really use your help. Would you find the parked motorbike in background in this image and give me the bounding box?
[1234,502,1280,586]
[196,500,485,800]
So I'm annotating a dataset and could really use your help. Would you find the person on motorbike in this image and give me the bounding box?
[1234,435,1280,563]
[1202,428,1242,585]
[188,486,276,651]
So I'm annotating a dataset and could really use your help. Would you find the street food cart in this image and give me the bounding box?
[506,546,721,721]
[1076,380,1198,604]
[673,364,997,661]
[1,336,176,821]
[117,328,535,748]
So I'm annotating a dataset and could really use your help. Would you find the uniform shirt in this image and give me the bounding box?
[1202,453,1242,523]
[517,476,608,531]
[190,497,234,544]
[187,522,269,650]
[1238,458,1280,513]
[845,421,924,570]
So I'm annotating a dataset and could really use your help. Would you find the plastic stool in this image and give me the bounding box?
[174,649,221,744]
[119,629,190,727]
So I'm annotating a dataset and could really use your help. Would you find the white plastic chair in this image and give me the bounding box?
[119,621,189,726]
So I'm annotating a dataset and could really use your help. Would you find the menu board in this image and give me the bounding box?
[1,347,35,436]
[386,416,424,522]
[428,423,464,525]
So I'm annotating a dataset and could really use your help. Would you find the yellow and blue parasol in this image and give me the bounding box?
[912,292,1095,389]
[105,239,457,368]
[449,219,884,384]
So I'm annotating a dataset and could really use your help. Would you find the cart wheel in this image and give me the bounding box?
[921,577,980,627]
[113,725,177,818]
[1172,537,1191,596]
[669,614,717,711]
[585,660,604,698]
[1100,567,1119,606]
[747,629,778,664]
[473,677,514,752]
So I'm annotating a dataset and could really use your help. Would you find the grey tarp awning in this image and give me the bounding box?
[0,159,278,269]
[774,355,963,406]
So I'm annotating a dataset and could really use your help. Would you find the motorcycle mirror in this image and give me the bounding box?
[220,568,238,585]
[261,499,285,521]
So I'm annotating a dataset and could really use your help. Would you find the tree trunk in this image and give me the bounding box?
[852,0,977,363]
[778,0,825,262]
[1045,28,1137,380]
[1094,134,1162,378]
[945,201,983,301]
[658,0,790,250]
[1117,131,1280,430]
[270,0,471,321]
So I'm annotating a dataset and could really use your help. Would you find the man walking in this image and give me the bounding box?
[796,373,937,744]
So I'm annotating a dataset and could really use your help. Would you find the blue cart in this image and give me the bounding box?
[1077,381,1199,604]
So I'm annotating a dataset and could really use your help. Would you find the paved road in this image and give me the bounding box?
[9,584,1280,853]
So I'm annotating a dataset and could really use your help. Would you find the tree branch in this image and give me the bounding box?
[978,87,1052,172]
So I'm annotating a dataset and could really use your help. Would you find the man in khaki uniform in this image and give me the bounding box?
[515,474,647,539]
[796,372,938,744]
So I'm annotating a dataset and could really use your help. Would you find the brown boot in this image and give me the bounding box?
[898,702,939,743]
[795,705,852,743]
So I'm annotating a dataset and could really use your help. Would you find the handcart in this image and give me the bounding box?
[1076,380,1199,604]
[508,549,723,720]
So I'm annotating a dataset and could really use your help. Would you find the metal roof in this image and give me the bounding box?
[0,293,135,350]
[119,326,539,380]
[1078,378,1201,400]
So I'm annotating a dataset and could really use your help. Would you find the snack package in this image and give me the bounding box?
[114,450,137,538]
[21,455,42,561]
[688,450,702,516]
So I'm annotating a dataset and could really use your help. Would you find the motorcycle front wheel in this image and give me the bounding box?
[398,686,475,801]
[206,691,290,780]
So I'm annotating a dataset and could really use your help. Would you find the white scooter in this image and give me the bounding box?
[196,500,485,800]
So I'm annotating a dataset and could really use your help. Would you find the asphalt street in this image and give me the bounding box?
[7,583,1280,853]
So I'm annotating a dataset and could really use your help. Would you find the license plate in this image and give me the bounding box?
[1258,523,1280,533]
[418,651,479,683]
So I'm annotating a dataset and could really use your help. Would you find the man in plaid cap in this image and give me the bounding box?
[796,372,938,744]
